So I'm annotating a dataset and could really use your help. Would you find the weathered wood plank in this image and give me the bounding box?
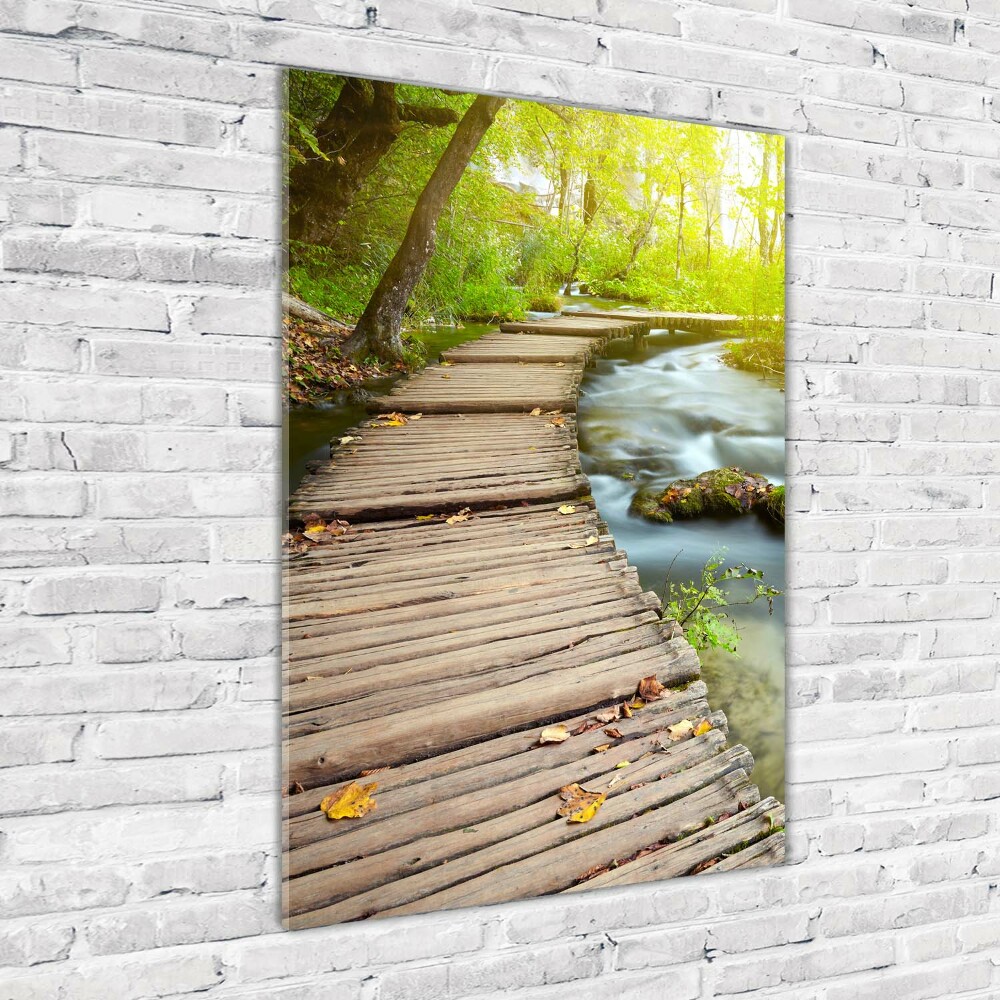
[286,639,702,789]
[285,676,713,821]
[286,721,727,910]
[565,799,784,889]
[288,755,754,925]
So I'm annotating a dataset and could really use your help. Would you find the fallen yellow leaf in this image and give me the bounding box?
[557,783,605,823]
[319,781,378,820]
[568,793,606,823]
[415,514,435,522]
[557,505,576,515]
[529,407,542,416]
[615,761,631,769]
[303,523,326,535]
[667,719,694,741]
[539,724,570,745]
[693,719,713,736]
[446,507,472,525]
[592,743,611,753]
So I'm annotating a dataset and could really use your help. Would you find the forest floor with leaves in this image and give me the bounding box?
[284,313,407,406]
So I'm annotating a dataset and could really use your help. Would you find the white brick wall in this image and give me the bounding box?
[1,0,998,996]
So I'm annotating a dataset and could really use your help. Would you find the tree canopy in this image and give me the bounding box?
[286,71,785,369]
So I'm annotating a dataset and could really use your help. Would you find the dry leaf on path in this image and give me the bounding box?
[530,407,542,416]
[319,781,378,820]
[539,724,570,745]
[446,507,473,525]
[594,706,620,724]
[638,675,666,701]
[568,793,606,823]
[667,719,695,741]
[604,727,624,739]
[415,514,435,522]
[557,504,576,515]
[339,435,357,445]
[360,766,390,776]
[568,535,599,549]
[557,783,606,823]
[693,719,713,736]
[592,743,611,753]
[548,415,566,427]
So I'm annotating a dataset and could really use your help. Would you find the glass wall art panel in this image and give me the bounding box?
[282,70,786,928]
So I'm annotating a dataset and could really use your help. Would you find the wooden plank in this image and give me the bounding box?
[287,752,754,926]
[567,309,741,329]
[566,799,784,889]
[286,638,702,789]
[366,362,583,415]
[442,333,603,364]
[286,721,727,909]
[284,675,713,821]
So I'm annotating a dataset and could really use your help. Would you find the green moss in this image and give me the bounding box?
[630,468,780,525]
[629,489,673,523]
[761,484,785,524]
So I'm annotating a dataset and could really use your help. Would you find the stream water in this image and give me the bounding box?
[574,317,785,803]
[286,298,785,803]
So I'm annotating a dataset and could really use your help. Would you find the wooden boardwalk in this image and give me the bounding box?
[284,309,783,926]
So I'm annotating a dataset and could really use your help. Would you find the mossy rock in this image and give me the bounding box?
[629,488,674,523]
[761,485,785,524]
[631,467,781,524]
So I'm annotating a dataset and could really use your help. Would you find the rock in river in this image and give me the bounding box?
[630,467,784,525]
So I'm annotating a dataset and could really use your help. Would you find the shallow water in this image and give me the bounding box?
[285,303,786,802]
[577,328,786,802]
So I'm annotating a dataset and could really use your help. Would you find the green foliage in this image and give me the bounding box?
[286,71,785,375]
[722,317,785,384]
[664,551,781,655]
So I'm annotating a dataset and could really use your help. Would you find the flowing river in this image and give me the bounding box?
[573,315,785,802]
[287,302,785,802]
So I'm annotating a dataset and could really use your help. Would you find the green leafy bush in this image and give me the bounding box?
[663,551,781,655]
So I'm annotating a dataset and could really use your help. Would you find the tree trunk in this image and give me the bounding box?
[674,179,686,281]
[582,174,597,226]
[757,140,773,265]
[342,94,507,362]
[558,165,569,230]
[289,80,460,246]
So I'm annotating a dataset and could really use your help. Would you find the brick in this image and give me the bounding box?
[33,132,272,194]
[2,757,223,815]
[0,476,86,517]
[90,339,277,382]
[175,615,277,659]
[0,81,222,146]
[0,720,80,768]
[24,573,162,614]
[80,48,274,106]
[0,282,168,331]
[93,709,275,758]
[0,625,72,666]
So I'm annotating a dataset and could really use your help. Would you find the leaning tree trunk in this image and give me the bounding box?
[342,94,507,362]
[289,80,459,246]
[756,140,773,265]
[674,178,686,281]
